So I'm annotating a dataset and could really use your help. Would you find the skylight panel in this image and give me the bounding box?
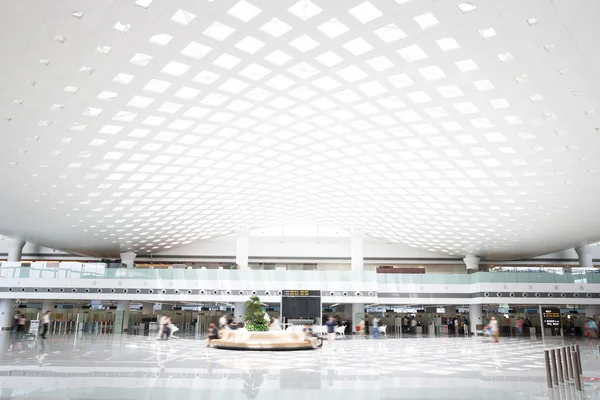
[269,96,296,109]
[149,33,173,46]
[317,18,349,38]
[113,111,137,122]
[332,90,361,103]
[265,74,296,90]
[265,50,293,65]
[97,91,117,100]
[348,2,383,24]
[239,63,272,81]
[455,59,478,72]
[289,86,318,99]
[130,53,153,66]
[479,28,496,39]
[287,62,320,79]
[424,106,449,118]
[157,102,182,114]
[96,46,111,55]
[213,54,241,69]
[129,128,151,138]
[396,110,422,122]
[142,116,166,126]
[315,51,343,67]
[289,35,320,52]
[312,76,341,91]
[473,80,495,91]
[497,52,515,62]
[437,85,464,98]
[245,88,273,101]
[504,116,522,124]
[414,13,439,29]
[227,0,262,22]
[135,0,153,9]
[183,106,210,119]
[343,38,373,55]
[174,87,200,100]
[260,18,292,37]
[192,70,220,85]
[219,78,250,93]
[171,9,196,25]
[366,56,394,71]
[469,117,493,128]
[288,0,322,20]
[143,79,171,93]
[406,91,432,103]
[168,120,194,130]
[483,132,506,142]
[203,22,236,41]
[114,22,131,33]
[398,45,427,62]
[436,37,460,51]
[180,42,211,59]
[377,97,406,109]
[358,81,387,96]
[373,24,407,43]
[457,3,476,13]
[235,36,265,54]
[161,61,190,77]
[201,93,230,106]
[388,73,414,88]
[337,65,368,82]
[83,107,102,116]
[100,125,123,135]
[418,65,446,81]
[490,98,510,109]
[454,102,479,114]
[439,121,463,132]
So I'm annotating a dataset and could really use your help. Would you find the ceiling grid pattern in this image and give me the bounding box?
[0,0,599,258]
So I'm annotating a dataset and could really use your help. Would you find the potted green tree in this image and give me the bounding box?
[244,295,269,331]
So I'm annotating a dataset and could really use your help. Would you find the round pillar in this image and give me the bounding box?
[0,299,14,331]
[463,255,480,271]
[234,302,246,323]
[350,230,364,272]
[120,252,136,269]
[6,238,26,262]
[575,246,593,269]
[235,228,250,269]
[117,301,131,332]
[351,303,365,335]
[469,304,482,336]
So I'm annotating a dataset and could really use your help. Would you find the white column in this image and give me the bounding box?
[120,252,136,269]
[585,306,598,318]
[575,246,593,268]
[463,255,480,271]
[469,304,482,336]
[42,301,54,314]
[6,238,26,262]
[0,299,14,331]
[142,302,154,316]
[236,228,250,269]
[117,301,130,332]
[351,303,364,335]
[350,230,364,272]
[234,302,246,323]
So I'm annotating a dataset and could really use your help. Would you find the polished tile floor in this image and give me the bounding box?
[1,333,600,399]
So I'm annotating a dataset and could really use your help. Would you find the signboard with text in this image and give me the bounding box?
[281,290,320,297]
[541,307,561,328]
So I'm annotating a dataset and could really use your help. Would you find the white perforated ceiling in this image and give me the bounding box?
[1,0,600,259]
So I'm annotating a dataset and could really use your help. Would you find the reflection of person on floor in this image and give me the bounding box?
[37,340,47,366]
[169,322,179,339]
[241,370,266,399]
[206,323,219,347]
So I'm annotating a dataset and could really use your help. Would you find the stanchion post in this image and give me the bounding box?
[561,347,569,381]
[571,350,582,391]
[575,344,582,374]
[545,350,553,388]
[550,349,559,386]
[555,348,563,383]
[566,346,573,380]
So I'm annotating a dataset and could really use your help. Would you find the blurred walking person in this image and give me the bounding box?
[325,316,337,350]
[40,311,51,339]
[486,317,499,343]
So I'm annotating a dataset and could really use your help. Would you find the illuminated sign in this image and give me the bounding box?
[542,307,561,328]
[281,290,320,297]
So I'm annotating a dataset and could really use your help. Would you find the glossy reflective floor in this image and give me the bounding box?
[1,333,600,399]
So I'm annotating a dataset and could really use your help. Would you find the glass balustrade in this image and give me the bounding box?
[1,264,600,284]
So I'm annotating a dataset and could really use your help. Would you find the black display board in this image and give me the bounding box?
[541,307,561,328]
[281,297,321,318]
[281,290,321,297]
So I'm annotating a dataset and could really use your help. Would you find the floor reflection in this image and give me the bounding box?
[0,333,599,399]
